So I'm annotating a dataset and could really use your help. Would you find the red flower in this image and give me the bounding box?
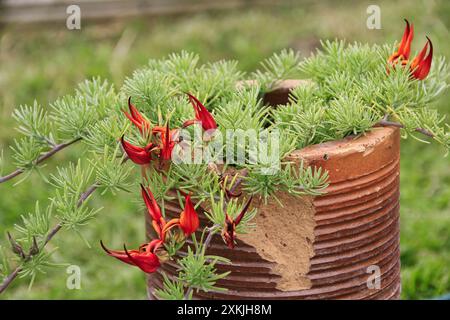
[142,185,199,238]
[179,195,200,236]
[183,93,217,131]
[159,123,177,161]
[388,19,433,80]
[221,197,252,249]
[123,97,151,133]
[101,186,169,274]
[163,194,200,237]
[410,37,433,80]
[100,239,162,274]
[102,187,199,274]
[121,136,157,165]
[150,123,179,162]
[141,184,166,240]
[388,19,414,66]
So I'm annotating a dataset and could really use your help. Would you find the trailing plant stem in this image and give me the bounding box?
[0,267,20,294]
[0,223,62,294]
[0,137,82,184]
[0,182,96,294]
[378,119,435,138]
[77,184,98,207]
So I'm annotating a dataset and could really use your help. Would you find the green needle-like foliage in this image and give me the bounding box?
[253,49,302,92]
[178,245,230,294]
[269,40,450,151]
[51,78,117,139]
[0,40,448,297]
[10,136,47,171]
[243,161,329,203]
[14,202,52,243]
[18,249,65,291]
[154,274,188,300]
[206,191,257,233]
[13,101,54,146]
[50,161,100,235]
[90,146,133,195]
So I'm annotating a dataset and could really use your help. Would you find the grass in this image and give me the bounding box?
[0,0,449,299]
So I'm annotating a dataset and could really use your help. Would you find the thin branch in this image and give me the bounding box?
[0,182,97,294]
[377,119,435,138]
[0,137,82,184]
[44,224,62,246]
[0,267,20,294]
[77,184,98,207]
[1,150,128,294]
[202,225,220,250]
[414,127,435,138]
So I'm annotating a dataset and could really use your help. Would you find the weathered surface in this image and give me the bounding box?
[238,193,316,291]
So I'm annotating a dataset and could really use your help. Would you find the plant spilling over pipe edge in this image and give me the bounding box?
[0,19,448,298]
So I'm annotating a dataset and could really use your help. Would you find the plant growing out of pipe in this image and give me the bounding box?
[0,20,449,298]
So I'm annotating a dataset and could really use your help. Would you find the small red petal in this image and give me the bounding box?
[140,184,163,222]
[123,244,160,274]
[179,195,200,236]
[123,97,151,132]
[398,19,414,59]
[148,239,164,253]
[128,97,144,123]
[121,136,152,165]
[225,189,242,199]
[100,240,135,265]
[160,123,174,160]
[221,226,235,249]
[412,37,433,80]
[234,196,253,226]
[187,93,217,130]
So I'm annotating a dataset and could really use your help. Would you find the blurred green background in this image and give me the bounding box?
[0,0,449,299]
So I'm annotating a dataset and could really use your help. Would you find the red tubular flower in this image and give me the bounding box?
[102,187,198,274]
[179,195,200,236]
[183,93,217,131]
[121,136,157,165]
[163,194,200,237]
[141,184,166,240]
[221,196,252,249]
[123,97,151,133]
[387,19,433,80]
[100,239,162,274]
[410,37,433,80]
[159,123,178,161]
[388,19,414,66]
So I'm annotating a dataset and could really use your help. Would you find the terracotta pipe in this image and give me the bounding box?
[146,80,401,300]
